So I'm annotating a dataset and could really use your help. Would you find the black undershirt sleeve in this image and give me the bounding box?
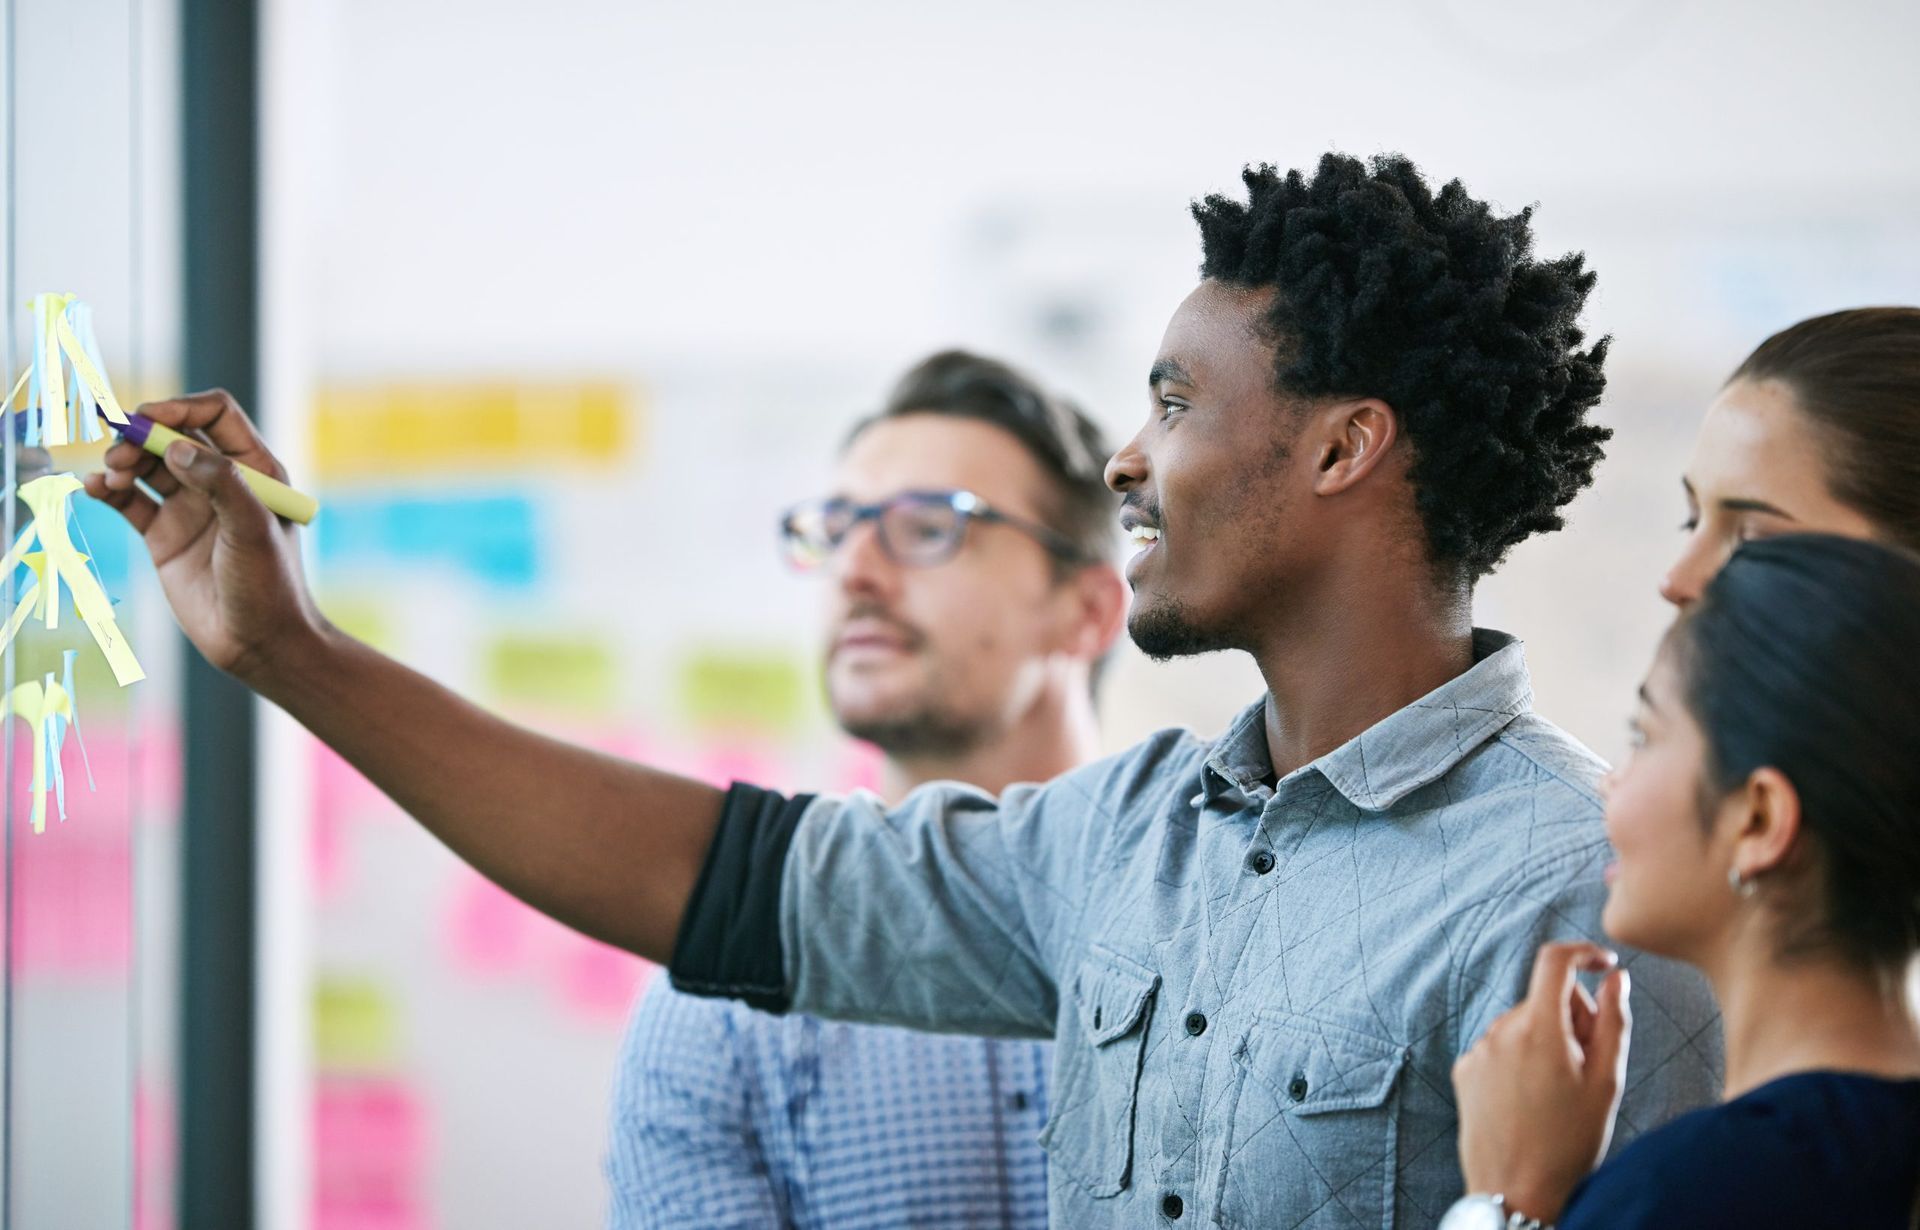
[667,781,815,1013]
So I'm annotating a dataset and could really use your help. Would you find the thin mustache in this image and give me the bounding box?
[1121,495,1163,527]
[833,607,925,649]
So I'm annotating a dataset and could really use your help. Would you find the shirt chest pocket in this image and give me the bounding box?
[1216,1010,1408,1229]
[1037,946,1159,1199]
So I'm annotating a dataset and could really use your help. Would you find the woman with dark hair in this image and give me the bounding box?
[1441,305,1920,1230]
[1444,534,1920,1228]
[1663,306,1920,604]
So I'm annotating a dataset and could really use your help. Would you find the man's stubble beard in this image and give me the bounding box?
[837,706,992,758]
[1127,593,1236,662]
[829,660,994,759]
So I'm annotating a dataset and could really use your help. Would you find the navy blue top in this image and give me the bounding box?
[1561,1071,1920,1229]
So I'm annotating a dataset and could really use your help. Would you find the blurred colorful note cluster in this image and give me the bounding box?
[302,376,882,1227]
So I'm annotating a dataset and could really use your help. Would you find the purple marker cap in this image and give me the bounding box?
[104,408,155,447]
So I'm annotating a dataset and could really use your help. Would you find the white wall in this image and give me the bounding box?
[280,0,1920,767]
[301,0,1920,364]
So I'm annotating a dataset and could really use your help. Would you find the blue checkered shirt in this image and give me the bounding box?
[769,630,1723,1226]
[606,977,1051,1228]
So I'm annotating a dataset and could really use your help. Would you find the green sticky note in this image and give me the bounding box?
[677,647,808,733]
[486,634,617,713]
[315,593,395,655]
[313,976,399,1072]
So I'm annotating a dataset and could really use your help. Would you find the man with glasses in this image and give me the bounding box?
[605,351,1125,1228]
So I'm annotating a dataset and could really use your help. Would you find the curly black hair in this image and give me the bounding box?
[1192,152,1611,580]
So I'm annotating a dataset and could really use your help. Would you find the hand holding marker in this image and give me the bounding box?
[10,293,317,523]
[115,408,319,524]
[34,407,321,525]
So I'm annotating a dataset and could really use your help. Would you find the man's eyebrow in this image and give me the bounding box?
[1148,358,1192,388]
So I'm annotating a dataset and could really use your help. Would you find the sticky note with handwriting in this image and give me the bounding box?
[3,474,145,686]
[20,293,129,447]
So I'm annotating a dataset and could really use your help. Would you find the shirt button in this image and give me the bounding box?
[1289,1074,1310,1100]
[1248,849,1276,875]
[1184,1011,1207,1037]
[1161,1193,1184,1219]
[1008,1090,1030,1111]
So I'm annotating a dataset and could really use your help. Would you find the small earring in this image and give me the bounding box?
[1728,866,1757,898]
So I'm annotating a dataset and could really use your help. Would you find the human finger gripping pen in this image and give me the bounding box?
[117,410,319,525]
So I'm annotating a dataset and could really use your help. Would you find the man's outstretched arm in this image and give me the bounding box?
[84,389,723,961]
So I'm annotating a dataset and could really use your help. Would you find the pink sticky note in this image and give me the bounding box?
[9,777,132,973]
[443,865,660,1022]
[135,1080,176,1230]
[133,719,184,825]
[557,941,655,1021]
[314,742,397,823]
[834,739,887,795]
[584,725,654,764]
[311,800,344,900]
[690,744,786,793]
[445,872,534,975]
[313,740,410,899]
[313,1075,431,1230]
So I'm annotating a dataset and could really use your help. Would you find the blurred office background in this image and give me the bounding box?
[1,1,1917,1227]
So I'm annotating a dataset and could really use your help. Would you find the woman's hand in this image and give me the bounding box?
[1452,941,1633,1224]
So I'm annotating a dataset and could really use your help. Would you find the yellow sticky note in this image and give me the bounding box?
[21,551,58,629]
[311,380,640,478]
[32,295,70,446]
[12,475,144,685]
[7,678,73,833]
[0,524,36,576]
[54,311,129,424]
[1,587,37,648]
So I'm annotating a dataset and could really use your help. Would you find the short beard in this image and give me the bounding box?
[1128,596,1232,661]
[837,707,990,759]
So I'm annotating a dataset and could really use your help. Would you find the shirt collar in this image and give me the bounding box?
[1200,629,1535,813]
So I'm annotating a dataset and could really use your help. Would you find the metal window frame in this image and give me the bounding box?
[180,0,259,1226]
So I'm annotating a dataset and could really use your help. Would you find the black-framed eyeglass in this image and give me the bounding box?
[779,488,1085,571]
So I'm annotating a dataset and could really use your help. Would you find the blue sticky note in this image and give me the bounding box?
[68,494,133,590]
[316,493,540,589]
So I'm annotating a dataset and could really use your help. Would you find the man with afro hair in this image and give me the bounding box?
[96,152,1718,1227]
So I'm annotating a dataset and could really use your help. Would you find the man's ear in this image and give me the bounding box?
[1063,562,1129,663]
[1308,398,1401,497]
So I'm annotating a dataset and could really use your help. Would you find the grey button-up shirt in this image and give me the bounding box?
[766,631,1722,1227]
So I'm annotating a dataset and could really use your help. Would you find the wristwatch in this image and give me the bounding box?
[1437,1193,1553,1230]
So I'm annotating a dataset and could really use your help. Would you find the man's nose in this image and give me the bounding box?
[829,520,899,598]
[1104,434,1146,494]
